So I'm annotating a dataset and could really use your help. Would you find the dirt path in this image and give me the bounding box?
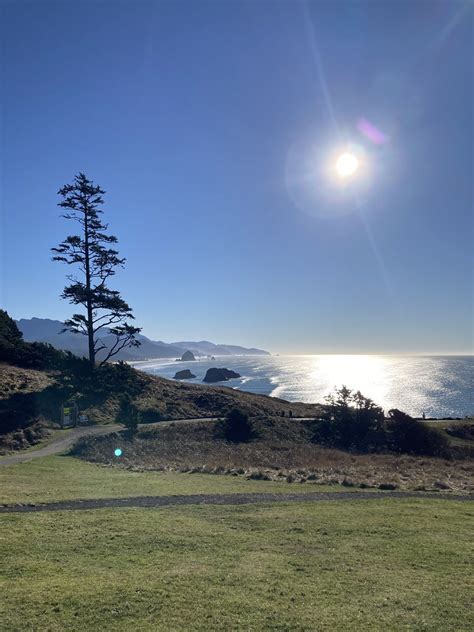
[1,491,472,513]
[0,425,123,466]
[0,418,220,467]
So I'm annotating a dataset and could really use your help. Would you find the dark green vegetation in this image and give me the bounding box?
[311,387,452,457]
[1,495,472,631]
[217,407,255,442]
[0,309,74,371]
[115,395,140,436]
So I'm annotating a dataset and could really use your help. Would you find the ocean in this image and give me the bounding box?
[134,355,473,418]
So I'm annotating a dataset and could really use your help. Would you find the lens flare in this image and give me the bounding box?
[335,152,359,178]
[114,448,122,457]
[357,118,388,145]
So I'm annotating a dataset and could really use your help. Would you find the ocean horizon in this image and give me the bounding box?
[134,354,473,419]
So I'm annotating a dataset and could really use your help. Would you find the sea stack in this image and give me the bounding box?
[203,368,241,383]
[179,350,196,361]
[174,369,196,380]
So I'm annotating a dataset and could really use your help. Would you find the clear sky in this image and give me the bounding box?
[1,0,472,354]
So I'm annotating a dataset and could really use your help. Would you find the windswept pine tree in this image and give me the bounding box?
[52,173,141,367]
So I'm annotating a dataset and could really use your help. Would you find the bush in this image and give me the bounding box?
[116,395,140,437]
[219,408,253,443]
[311,388,451,458]
[0,392,40,434]
[137,407,163,424]
[387,409,450,457]
[311,387,385,452]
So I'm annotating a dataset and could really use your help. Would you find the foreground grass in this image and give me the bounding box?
[0,456,344,505]
[1,499,472,630]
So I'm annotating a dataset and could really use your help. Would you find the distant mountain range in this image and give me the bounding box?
[16,318,270,361]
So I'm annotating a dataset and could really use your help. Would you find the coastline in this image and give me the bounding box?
[132,354,474,419]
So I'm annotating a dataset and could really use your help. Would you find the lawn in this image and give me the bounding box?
[0,456,345,505]
[1,498,472,631]
[1,456,472,630]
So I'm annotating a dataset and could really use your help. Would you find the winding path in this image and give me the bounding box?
[0,490,472,513]
[0,418,220,467]
[0,425,122,466]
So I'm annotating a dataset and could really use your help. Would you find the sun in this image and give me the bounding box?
[335,152,359,178]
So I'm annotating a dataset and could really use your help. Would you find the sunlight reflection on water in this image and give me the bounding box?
[136,355,473,418]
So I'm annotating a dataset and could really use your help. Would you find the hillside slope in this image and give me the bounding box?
[0,361,321,451]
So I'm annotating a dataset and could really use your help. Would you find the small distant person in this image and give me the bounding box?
[289,410,293,418]
[281,410,285,417]
[422,412,426,420]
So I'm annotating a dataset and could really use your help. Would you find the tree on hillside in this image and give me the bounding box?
[116,394,140,437]
[313,386,386,450]
[0,310,26,366]
[220,408,254,442]
[0,310,23,356]
[0,309,69,369]
[52,173,141,367]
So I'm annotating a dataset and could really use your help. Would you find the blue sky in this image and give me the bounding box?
[1,0,472,354]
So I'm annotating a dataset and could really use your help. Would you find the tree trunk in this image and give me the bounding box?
[84,209,95,367]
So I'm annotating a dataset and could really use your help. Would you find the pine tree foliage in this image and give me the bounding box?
[52,173,141,366]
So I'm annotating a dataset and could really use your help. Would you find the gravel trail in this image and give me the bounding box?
[1,491,472,513]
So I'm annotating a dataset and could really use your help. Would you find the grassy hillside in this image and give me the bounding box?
[0,363,54,398]
[0,360,321,452]
[128,370,321,420]
[0,364,58,451]
[1,310,320,448]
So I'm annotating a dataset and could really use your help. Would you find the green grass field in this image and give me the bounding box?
[1,499,473,630]
[0,456,347,505]
[1,457,473,630]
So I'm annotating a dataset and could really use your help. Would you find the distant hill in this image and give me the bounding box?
[171,341,270,357]
[16,318,270,361]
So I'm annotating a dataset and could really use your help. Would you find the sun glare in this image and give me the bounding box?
[335,152,359,178]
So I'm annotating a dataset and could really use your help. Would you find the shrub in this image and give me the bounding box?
[247,470,270,480]
[116,395,140,437]
[138,407,163,424]
[0,392,40,434]
[310,388,451,458]
[219,408,253,443]
[387,409,450,457]
[311,387,385,452]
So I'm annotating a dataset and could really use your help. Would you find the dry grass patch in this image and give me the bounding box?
[74,420,474,493]
[0,362,54,398]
